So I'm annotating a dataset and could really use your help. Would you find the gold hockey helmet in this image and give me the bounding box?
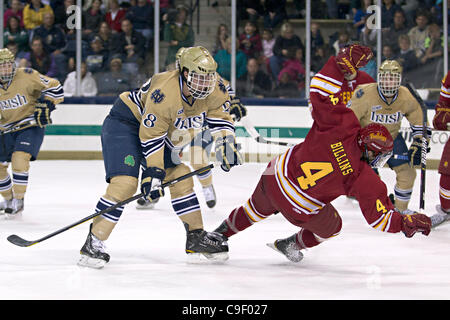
[378,60,402,97]
[179,46,217,99]
[0,48,16,85]
[175,47,187,71]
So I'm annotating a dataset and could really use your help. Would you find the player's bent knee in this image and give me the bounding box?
[11,151,31,172]
[167,164,195,198]
[394,163,416,189]
[304,203,342,239]
[105,175,138,202]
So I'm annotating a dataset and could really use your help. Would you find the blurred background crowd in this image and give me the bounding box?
[3,0,448,98]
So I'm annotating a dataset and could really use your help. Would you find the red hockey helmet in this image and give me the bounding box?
[336,44,373,79]
[357,123,394,168]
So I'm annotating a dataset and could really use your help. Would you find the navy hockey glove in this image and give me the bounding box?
[34,99,56,128]
[229,97,247,122]
[141,167,166,202]
[215,135,243,172]
[408,137,430,166]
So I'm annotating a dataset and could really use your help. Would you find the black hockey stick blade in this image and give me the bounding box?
[7,164,214,247]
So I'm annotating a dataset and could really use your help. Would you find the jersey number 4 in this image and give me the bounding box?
[297,162,334,190]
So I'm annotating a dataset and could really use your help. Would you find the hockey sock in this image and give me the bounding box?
[439,174,450,212]
[172,192,203,230]
[12,171,28,200]
[295,229,323,249]
[91,197,124,240]
[394,185,413,212]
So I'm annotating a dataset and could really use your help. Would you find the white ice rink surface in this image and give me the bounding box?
[1,160,449,300]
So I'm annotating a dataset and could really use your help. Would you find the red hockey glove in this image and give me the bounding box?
[401,213,431,238]
[336,44,373,77]
[432,102,450,131]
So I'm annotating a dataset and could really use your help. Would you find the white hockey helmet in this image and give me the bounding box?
[378,60,402,97]
[179,46,217,99]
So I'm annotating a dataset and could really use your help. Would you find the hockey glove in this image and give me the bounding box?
[215,135,243,172]
[229,97,247,122]
[432,103,450,131]
[408,137,430,167]
[401,213,431,238]
[141,167,166,202]
[34,99,56,128]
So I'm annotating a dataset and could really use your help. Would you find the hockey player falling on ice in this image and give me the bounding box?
[136,46,247,210]
[213,44,431,263]
[430,71,450,226]
[0,48,63,217]
[78,46,241,268]
[348,60,431,214]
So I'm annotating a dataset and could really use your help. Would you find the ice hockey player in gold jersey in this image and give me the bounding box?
[0,48,63,217]
[78,46,241,268]
[135,47,247,210]
[348,60,431,214]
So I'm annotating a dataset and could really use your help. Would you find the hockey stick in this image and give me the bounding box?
[0,120,37,135]
[240,117,296,147]
[7,164,214,247]
[405,81,428,213]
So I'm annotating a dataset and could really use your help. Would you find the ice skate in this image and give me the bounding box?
[136,197,159,210]
[78,224,110,269]
[430,205,450,228]
[0,198,12,215]
[4,198,24,217]
[202,184,217,208]
[185,224,228,262]
[267,234,304,263]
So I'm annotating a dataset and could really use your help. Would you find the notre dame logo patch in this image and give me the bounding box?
[124,155,135,167]
[151,89,165,103]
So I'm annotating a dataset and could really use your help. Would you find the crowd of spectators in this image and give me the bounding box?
[4,0,448,98]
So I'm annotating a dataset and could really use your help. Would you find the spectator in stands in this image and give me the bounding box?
[278,47,305,96]
[96,57,131,96]
[381,0,402,29]
[105,0,127,33]
[215,37,247,81]
[311,45,329,73]
[420,23,443,64]
[212,23,229,56]
[408,10,430,59]
[269,22,304,82]
[4,16,29,54]
[4,0,24,29]
[382,9,409,55]
[23,0,53,31]
[382,44,396,61]
[239,21,262,59]
[96,21,113,50]
[63,61,98,97]
[237,0,264,25]
[126,0,154,49]
[85,36,109,74]
[109,19,146,74]
[310,22,324,57]
[352,0,371,39]
[19,37,58,78]
[271,71,300,99]
[333,30,351,55]
[236,57,272,98]
[163,4,194,69]
[53,0,75,33]
[398,0,419,27]
[6,41,23,66]
[397,34,420,72]
[260,28,275,73]
[82,0,105,41]
[263,0,287,30]
[326,0,338,19]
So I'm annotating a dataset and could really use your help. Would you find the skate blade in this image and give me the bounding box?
[266,243,303,263]
[136,203,155,210]
[77,255,107,269]
[186,252,229,264]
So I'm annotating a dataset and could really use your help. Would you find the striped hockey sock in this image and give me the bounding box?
[439,174,450,212]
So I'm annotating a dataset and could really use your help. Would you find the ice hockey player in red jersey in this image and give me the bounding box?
[213,44,431,263]
[431,71,450,226]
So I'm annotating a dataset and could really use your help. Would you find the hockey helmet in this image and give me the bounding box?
[357,123,394,168]
[179,46,217,99]
[378,60,402,97]
[0,48,16,85]
[175,47,187,71]
[336,44,373,79]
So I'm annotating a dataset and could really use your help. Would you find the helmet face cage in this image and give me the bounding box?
[378,71,401,97]
[186,70,216,99]
[364,145,393,168]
